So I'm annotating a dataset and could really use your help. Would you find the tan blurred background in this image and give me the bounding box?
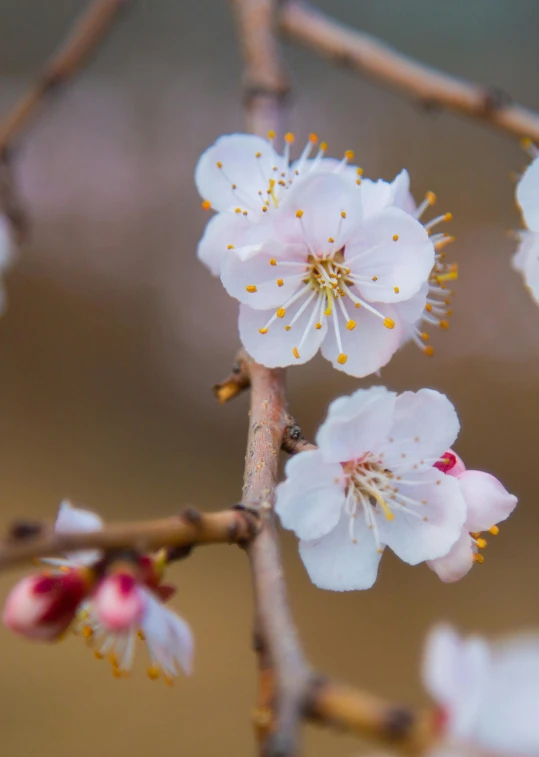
[0,1,537,755]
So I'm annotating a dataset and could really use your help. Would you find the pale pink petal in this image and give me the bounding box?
[141,590,194,677]
[93,574,146,632]
[427,530,474,583]
[299,513,383,591]
[275,450,345,540]
[167,610,195,676]
[512,231,539,305]
[393,281,428,324]
[238,298,326,367]
[474,637,539,756]
[516,156,539,231]
[320,304,403,378]
[378,390,460,471]
[221,240,307,308]
[390,169,416,214]
[315,386,396,464]
[358,178,393,217]
[55,500,103,565]
[458,470,517,533]
[194,133,284,213]
[377,470,466,564]
[422,625,491,741]
[345,207,434,302]
[277,172,363,252]
[197,211,252,276]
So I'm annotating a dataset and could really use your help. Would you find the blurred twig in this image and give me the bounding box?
[0,508,259,570]
[0,0,134,241]
[279,0,539,142]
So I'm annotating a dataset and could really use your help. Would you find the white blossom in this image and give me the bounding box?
[514,146,539,304]
[275,387,466,590]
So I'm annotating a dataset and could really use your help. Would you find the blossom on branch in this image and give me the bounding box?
[428,450,517,582]
[513,142,539,304]
[2,501,193,682]
[424,625,539,756]
[196,132,439,377]
[275,386,467,590]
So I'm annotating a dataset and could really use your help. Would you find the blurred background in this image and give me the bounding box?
[0,1,537,755]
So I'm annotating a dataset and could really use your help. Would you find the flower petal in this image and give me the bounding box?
[278,172,363,252]
[459,470,517,532]
[276,450,345,541]
[55,500,103,565]
[194,133,284,213]
[377,469,467,564]
[516,156,539,231]
[512,231,539,305]
[197,211,252,276]
[238,298,327,367]
[378,389,460,471]
[316,386,396,464]
[427,529,474,583]
[320,304,403,378]
[422,625,491,741]
[141,590,194,677]
[345,207,434,302]
[299,513,383,591]
[221,240,306,308]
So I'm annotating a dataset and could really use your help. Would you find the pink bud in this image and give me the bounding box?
[93,573,146,632]
[434,449,467,477]
[3,571,90,641]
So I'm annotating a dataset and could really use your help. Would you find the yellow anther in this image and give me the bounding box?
[355,302,361,309]
[270,258,277,266]
[109,654,119,668]
[383,318,395,329]
[243,211,248,216]
[284,132,295,143]
[59,565,70,573]
[436,268,458,282]
[426,191,437,205]
[344,149,354,160]
[424,345,434,356]
[346,320,356,330]
[444,212,453,222]
[337,353,348,365]
[147,666,160,680]
[296,209,304,218]
[277,278,284,287]
[269,178,276,188]
[231,183,237,189]
[259,327,268,334]
[372,275,378,281]
[255,151,262,158]
[235,207,241,214]
[393,234,399,241]
[473,553,485,564]
[489,525,500,535]
[276,308,286,318]
[394,286,400,294]
[82,626,93,639]
[138,630,146,641]
[216,161,223,169]
[425,303,433,312]
[421,332,429,341]
[262,206,268,212]
[246,285,258,293]
[341,211,347,218]
[476,538,487,549]
[292,347,300,359]
[315,322,322,329]
[201,200,211,211]
[356,179,362,185]
[267,130,275,140]
[328,237,335,243]
[284,325,291,331]
[320,141,328,151]
[227,244,234,250]
[356,167,364,176]
[94,651,104,660]
[521,137,533,150]
[309,132,318,143]
[439,320,449,329]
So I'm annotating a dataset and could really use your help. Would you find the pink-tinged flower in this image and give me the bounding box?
[424,625,539,756]
[3,569,92,641]
[514,145,539,304]
[2,501,194,682]
[195,131,348,275]
[275,387,466,590]
[428,451,517,582]
[223,172,434,377]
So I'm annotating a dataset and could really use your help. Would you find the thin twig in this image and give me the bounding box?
[0,0,134,240]
[279,0,539,142]
[0,508,259,570]
[281,415,317,455]
[213,348,251,403]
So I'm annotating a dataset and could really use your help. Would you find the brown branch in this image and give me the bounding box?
[0,508,259,571]
[279,0,539,142]
[281,415,317,456]
[0,0,134,240]
[213,348,251,403]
